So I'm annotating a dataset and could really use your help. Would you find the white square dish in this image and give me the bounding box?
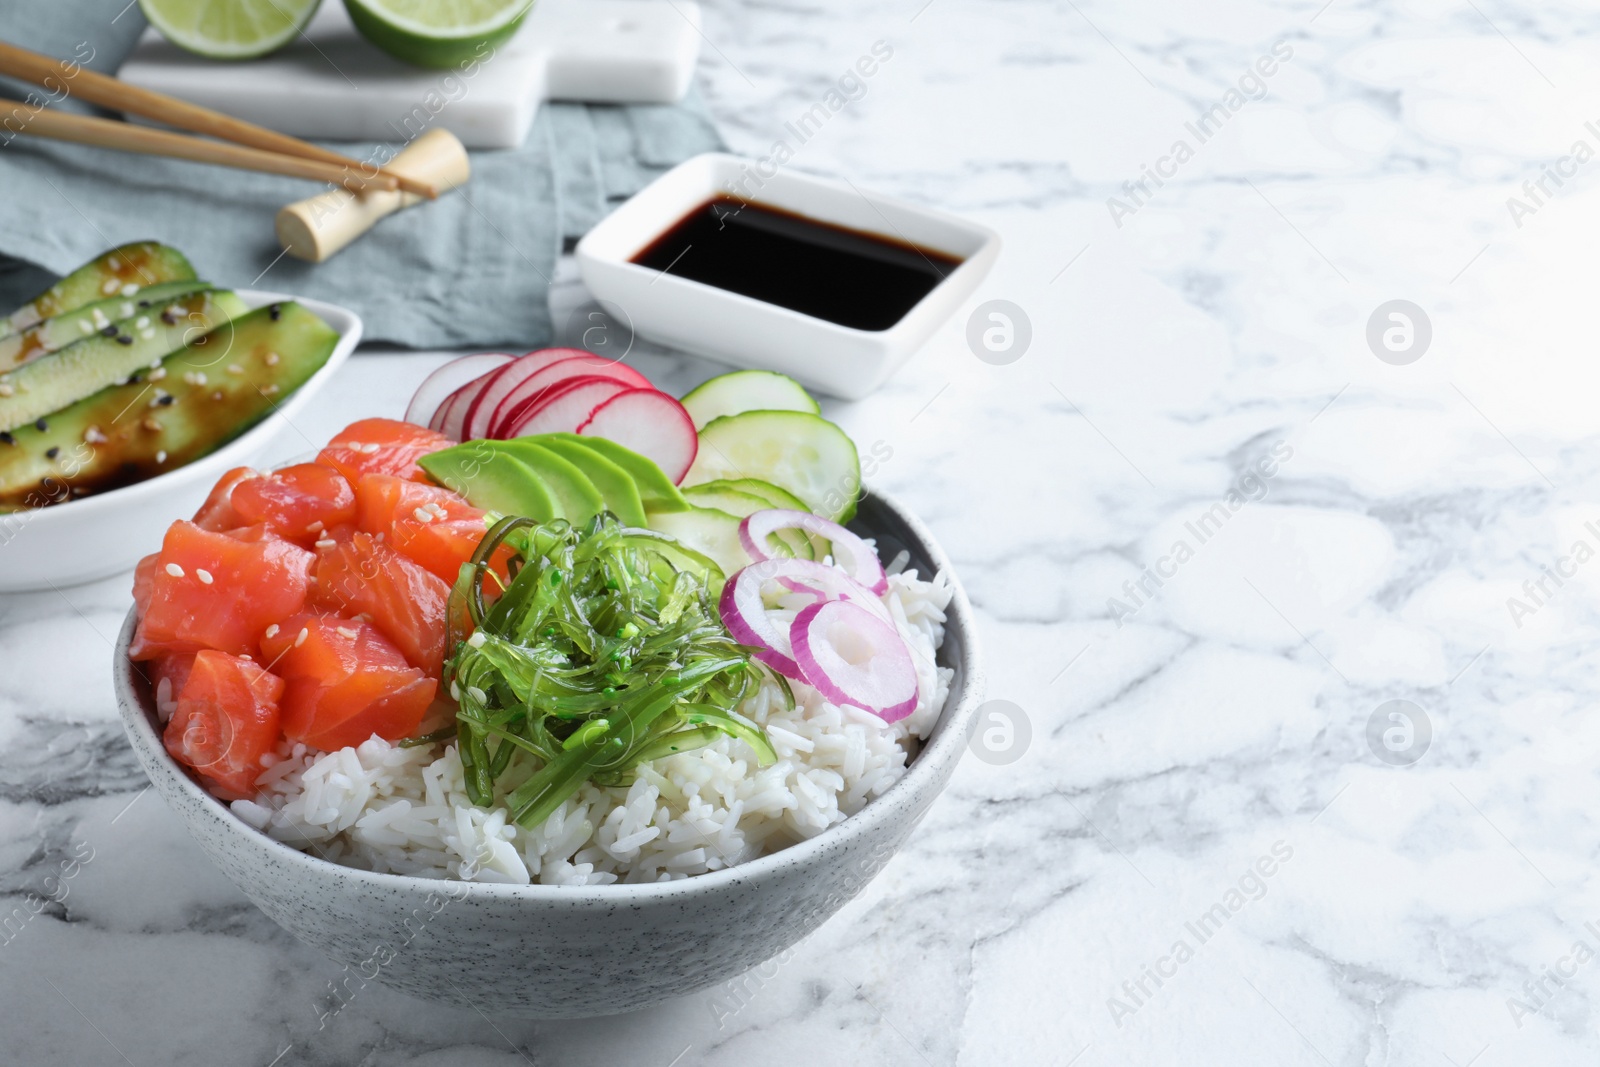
[0,290,361,593]
[575,152,1001,399]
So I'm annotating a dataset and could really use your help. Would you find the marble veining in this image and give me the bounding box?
[4,0,1600,1063]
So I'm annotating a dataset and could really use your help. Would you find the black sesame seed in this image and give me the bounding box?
[34,418,46,432]
[44,446,58,459]
[116,335,133,345]
[138,300,151,308]
[158,394,175,406]
[0,432,13,445]
[268,303,282,321]
[100,325,117,337]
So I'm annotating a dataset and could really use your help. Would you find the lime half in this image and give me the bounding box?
[139,0,323,59]
[343,0,531,69]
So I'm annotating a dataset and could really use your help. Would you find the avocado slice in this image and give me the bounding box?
[0,289,250,434]
[418,445,560,521]
[545,432,688,514]
[528,436,647,528]
[0,243,198,339]
[0,302,337,510]
[497,440,606,524]
[0,281,214,374]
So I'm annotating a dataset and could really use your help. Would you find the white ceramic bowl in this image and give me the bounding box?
[0,290,361,593]
[575,152,1001,400]
[112,489,983,1018]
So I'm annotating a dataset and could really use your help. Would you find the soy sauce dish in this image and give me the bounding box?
[576,152,1001,399]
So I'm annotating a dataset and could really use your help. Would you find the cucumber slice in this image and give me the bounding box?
[1,243,197,339]
[687,478,823,558]
[537,436,648,528]
[680,370,820,431]
[419,445,560,522]
[0,290,249,434]
[647,506,750,578]
[0,282,213,375]
[0,302,337,509]
[682,483,809,560]
[546,432,689,513]
[683,411,861,523]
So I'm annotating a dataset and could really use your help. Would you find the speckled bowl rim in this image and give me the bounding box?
[113,486,984,904]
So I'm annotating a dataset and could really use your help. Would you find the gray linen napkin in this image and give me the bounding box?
[0,5,722,348]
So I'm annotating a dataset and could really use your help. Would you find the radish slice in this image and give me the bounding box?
[791,601,919,723]
[463,349,604,441]
[719,563,804,678]
[405,353,513,428]
[576,389,698,483]
[498,376,632,438]
[739,510,887,594]
[434,377,493,440]
[489,356,651,438]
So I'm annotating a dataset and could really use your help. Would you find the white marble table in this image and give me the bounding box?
[4,0,1598,1063]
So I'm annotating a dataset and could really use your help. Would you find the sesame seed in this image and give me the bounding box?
[44,446,58,459]
[148,392,167,407]
[314,538,336,549]
[336,626,359,639]
[160,308,178,325]
[362,442,382,454]
[294,627,308,647]
[135,316,149,329]
[184,371,207,386]
[165,562,184,578]
[139,328,155,341]
[260,384,279,396]
[265,624,280,639]
[156,450,167,464]
[467,631,486,648]
[120,283,139,297]
[120,303,134,318]
[238,653,252,661]
[196,568,213,584]
[77,320,92,335]
[100,324,117,337]
[226,364,243,375]
[157,394,174,406]
[268,303,282,320]
[264,351,280,366]
[412,507,434,523]
[142,417,161,432]
[0,432,13,445]
[115,335,133,346]
[34,418,46,432]
[306,520,324,533]
[84,426,106,444]
[92,309,108,328]
[100,279,118,295]
[148,367,166,381]
[108,256,120,270]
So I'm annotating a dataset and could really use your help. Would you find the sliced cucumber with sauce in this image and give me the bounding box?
[683,482,813,559]
[682,411,861,523]
[0,281,213,375]
[0,242,197,339]
[0,289,249,434]
[679,370,820,431]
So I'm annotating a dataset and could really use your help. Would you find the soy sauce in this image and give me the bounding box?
[631,197,963,332]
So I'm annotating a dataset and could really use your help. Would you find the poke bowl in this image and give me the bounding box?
[110,356,983,1017]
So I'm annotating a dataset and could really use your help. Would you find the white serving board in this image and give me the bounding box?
[119,0,701,149]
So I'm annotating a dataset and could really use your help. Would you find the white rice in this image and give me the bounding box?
[231,566,955,885]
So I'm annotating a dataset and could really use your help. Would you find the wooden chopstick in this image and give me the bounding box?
[2,104,401,192]
[0,40,438,199]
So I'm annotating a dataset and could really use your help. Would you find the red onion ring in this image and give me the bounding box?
[790,601,919,723]
[719,562,804,679]
[738,509,888,595]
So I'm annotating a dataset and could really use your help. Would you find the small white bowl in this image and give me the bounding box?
[575,152,1001,400]
[0,290,361,593]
